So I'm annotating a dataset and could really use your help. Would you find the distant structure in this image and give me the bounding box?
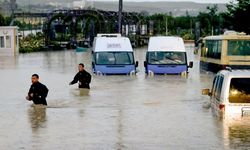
[0,26,19,56]
[72,0,94,9]
[0,0,17,16]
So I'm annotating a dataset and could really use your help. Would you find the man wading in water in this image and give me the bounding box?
[69,63,92,89]
[26,74,49,105]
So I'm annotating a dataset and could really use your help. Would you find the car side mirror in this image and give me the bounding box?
[202,89,212,96]
[135,61,139,68]
[144,61,147,67]
[188,61,193,68]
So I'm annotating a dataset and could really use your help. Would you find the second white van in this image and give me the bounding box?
[144,36,193,75]
[203,69,250,117]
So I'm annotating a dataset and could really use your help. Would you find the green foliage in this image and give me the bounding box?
[19,33,45,53]
[197,5,222,36]
[4,17,12,26]
[226,0,250,34]
[0,14,5,26]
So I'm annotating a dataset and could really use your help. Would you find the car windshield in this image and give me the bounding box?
[229,78,250,103]
[147,51,186,65]
[95,52,134,65]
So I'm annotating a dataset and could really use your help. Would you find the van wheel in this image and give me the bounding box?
[148,70,154,77]
[130,70,136,76]
[96,71,103,76]
[181,71,188,78]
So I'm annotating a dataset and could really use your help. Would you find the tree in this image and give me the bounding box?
[207,5,218,35]
[0,14,5,26]
[226,0,250,34]
[197,5,222,36]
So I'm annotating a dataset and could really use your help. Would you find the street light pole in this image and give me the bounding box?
[118,0,123,34]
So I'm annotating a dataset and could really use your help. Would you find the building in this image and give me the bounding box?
[72,0,94,9]
[0,26,19,56]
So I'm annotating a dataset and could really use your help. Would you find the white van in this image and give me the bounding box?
[144,36,193,75]
[92,34,138,75]
[202,69,250,117]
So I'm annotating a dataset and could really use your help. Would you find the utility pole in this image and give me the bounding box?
[165,15,168,35]
[10,0,17,17]
[118,0,123,34]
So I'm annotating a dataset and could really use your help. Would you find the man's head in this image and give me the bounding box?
[31,74,39,84]
[78,63,85,71]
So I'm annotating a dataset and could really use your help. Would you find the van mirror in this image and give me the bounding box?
[144,61,147,67]
[202,89,211,96]
[135,61,139,68]
[188,61,193,68]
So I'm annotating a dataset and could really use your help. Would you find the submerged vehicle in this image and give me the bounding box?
[203,68,250,117]
[75,40,90,52]
[200,31,250,73]
[92,34,138,75]
[144,36,193,75]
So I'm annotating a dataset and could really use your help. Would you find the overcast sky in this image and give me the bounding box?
[93,0,233,4]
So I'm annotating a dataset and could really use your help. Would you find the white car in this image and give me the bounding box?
[202,68,250,117]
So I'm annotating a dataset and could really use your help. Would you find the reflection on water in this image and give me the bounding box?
[0,56,18,69]
[70,88,90,97]
[28,105,47,130]
[222,117,250,149]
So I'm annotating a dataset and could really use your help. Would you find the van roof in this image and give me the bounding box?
[148,36,186,52]
[218,69,250,78]
[93,36,133,52]
[97,33,121,37]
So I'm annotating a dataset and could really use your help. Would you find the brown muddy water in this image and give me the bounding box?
[0,47,250,150]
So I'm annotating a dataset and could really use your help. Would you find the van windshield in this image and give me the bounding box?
[229,78,250,103]
[147,52,186,65]
[95,52,134,65]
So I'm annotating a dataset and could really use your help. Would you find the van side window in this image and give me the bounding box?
[229,78,250,103]
[211,76,218,96]
[215,76,224,101]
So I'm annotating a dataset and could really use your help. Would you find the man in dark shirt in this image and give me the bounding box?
[69,63,92,89]
[26,74,49,105]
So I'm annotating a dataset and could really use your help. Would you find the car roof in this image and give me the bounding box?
[217,69,250,78]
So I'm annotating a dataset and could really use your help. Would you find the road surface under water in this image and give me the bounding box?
[0,47,250,150]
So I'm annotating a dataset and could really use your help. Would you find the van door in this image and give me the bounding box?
[211,75,224,116]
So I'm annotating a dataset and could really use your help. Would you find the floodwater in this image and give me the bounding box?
[1,46,250,150]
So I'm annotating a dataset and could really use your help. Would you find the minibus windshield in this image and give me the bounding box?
[229,78,250,103]
[147,52,186,65]
[95,52,134,65]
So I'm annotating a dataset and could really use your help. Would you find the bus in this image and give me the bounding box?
[92,34,138,75]
[200,31,250,73]
[144,36,193,75]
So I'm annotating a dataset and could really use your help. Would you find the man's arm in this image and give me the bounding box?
[26,86,33,100]
[69,73,79,85]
